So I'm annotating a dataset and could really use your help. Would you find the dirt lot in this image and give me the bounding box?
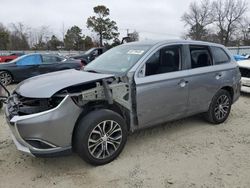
[0,86,250,188]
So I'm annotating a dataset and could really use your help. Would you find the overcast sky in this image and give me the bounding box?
[0,0,249,41]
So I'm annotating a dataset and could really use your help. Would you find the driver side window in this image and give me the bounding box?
[144,45,181,76]
[16,54,42,66]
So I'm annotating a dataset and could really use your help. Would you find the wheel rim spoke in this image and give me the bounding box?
[90,142,103,155]
[88,120,123,160]
[214,95,230,120]
[0,72,11,85]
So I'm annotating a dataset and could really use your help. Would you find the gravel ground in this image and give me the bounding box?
[0,86,250,188]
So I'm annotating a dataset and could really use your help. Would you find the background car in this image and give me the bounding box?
[0,52,25,63]
[237,59,250,93]
[70,47,105,65]
[0,53,83,85]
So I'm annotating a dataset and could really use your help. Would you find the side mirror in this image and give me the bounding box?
[92,51,98,57]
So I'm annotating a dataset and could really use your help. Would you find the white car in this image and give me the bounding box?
[238,59,250,93]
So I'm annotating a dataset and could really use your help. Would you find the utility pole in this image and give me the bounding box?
[62,23,65,41]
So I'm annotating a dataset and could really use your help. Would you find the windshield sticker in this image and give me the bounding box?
[121,68,127,72]
[127,50,145,55]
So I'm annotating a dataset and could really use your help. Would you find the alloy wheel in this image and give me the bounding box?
[214,95,230,120]
[0,72,12,85]
[88,120,123,159]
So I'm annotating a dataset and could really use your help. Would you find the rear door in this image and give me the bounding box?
[134,45,189,128]
[15,54,42,80]
[185,45,228,114]
[39,55,63,74]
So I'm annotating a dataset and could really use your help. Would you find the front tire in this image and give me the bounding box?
[0,71,12,85]
[74,109,127,165]
[204,89,232,124]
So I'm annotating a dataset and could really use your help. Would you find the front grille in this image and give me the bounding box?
[7,93,63,117]
[239,68,250,78]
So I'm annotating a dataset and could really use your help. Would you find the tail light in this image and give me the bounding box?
[80,60,86,66]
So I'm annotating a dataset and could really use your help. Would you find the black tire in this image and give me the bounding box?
[0,71,12,85]
[0,102,3,109]
[204,89,232,124]
[74,109,127,165]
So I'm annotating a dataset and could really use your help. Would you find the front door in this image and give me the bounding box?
[134,45,189,128]
[15,54,42,81]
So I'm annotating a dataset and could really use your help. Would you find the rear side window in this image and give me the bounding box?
[210,46,230,65]
[189,45,212,68]
[42,55,61,64]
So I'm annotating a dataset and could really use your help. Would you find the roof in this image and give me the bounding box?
[123,39,225,48]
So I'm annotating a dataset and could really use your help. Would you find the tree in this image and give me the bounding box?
[212,0,247,46]
[46,35,64,50]
[182,0,213,40]
[83,36,94,49]
[240,18,250,45]
[64,26,84,50]
[0,23,10,50]
[34,26,51,49]
[87,5,119,46]
[9,23,29,50]
[127,31,139,42]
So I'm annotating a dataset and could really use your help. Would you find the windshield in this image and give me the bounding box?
[85,45,150,73]
[9,54,30,63]
[84,48,95,55]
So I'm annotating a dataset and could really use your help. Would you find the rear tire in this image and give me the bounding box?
[74,109,127,165]
[0,71,12,85]
[204,89,232,124]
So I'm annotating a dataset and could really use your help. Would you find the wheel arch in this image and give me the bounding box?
[71,102,130,150]
[0,70,14,80]
[220,85,234,100]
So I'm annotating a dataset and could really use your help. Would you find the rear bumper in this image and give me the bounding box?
[5,95,82,157]
[241,77,250,93]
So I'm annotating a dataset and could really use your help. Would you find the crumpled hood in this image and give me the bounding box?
[15,69,113,98]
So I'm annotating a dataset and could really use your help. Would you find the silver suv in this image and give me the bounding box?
[5,40,241,165]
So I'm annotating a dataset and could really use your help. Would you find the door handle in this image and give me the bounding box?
[178,80,188,88]
[215,73,222,80]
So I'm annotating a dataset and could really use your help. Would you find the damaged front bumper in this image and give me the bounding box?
[5,95,82,157]
[241,77,250,93]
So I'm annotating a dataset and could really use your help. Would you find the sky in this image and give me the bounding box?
[0,0,248,41]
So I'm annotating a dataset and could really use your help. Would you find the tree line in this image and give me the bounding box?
[182,0,250,46]
[0,5,139,51]
[2,1,248,51]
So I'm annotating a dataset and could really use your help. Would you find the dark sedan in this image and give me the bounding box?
[0,53,83,85]
[70,47,105,65]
